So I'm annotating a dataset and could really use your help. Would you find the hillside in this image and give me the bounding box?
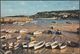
[30,10,80,20]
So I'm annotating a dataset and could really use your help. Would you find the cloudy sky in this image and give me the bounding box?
[1,1,79,17]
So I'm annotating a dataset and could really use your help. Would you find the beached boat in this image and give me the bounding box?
[14,43,20,50]
[0,36,6,39]
[34,41,45,50]
[5,50,12,54]
[58,43,67,49]
[2,44,6,47]
[45,42,51,47]
[20,29,28,34]
[9,43,13,49]
[33,31,42,35]
[22,41,36,48]
[16,35,21,40]
[51,41,59,49]
[1,29,6,32]
[67,41,79,47]
[8,42,19,50]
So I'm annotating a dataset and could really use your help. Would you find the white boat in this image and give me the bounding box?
[58,43,67,49]
[5,50,12,54]
[20,29,28,34]
[67,41,78,47]
[14,43,20,50]
[22,41,36,48]
[16,36,21,40]
[0,36,6,39]
[2,44,6,47]
[45,42,51,47]
[9,43,13,49]
[51,41,59,49]
[34,41,45,50]
[33,31,42,35]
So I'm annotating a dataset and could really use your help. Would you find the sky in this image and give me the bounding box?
[1,1,79,17]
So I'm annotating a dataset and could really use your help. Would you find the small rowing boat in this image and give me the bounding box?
[34,41,45,50]
[45,42,51,47]
[58,43,67,49]
[22,41,36,48]
[51,41,59,49]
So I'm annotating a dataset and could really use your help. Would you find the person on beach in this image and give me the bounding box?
[55,29,62,35]
[53,29,63,42]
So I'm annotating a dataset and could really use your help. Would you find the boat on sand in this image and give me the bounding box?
[58,42,67,49]
[34,41,45,50]
[45,42,51,47]
[51,41,59,49]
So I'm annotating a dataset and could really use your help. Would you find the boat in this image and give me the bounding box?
[52,21,56,23]
[5,50,12,54]
[33,31,42,35]
[58,43,67,49]
[45,42,51,47]
[51,41,59,49]
[0,36,6,39]
[9,43,13,49]
[16,35,21,40]
[22,41,36,48]
[34,41,45,50]
[20,29,28,34]
[66,21,71,24]
[14,43,20,50]
[67,41,79,47]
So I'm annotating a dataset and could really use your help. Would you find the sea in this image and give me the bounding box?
[31,18,79,25]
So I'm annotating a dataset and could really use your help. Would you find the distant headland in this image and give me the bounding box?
[1,10,80,20]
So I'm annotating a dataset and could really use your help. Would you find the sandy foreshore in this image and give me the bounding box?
[0,21,80,54]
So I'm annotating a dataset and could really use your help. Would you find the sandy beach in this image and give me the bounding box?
[0,21,80,54]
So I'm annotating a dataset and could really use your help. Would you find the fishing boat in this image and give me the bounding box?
[34,41,45,50]
[51,41,59,49]
[45,42,51,47]
[58,43,67,49]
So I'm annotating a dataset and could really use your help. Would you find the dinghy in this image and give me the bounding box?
[34,41,45,50]
[9,43,13,49]
[14,43,20,50]
[22,41,36,48]
[59,43,67,49]
[67,41,79,47]
[45,42,51,47]
[51,41,58,49]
